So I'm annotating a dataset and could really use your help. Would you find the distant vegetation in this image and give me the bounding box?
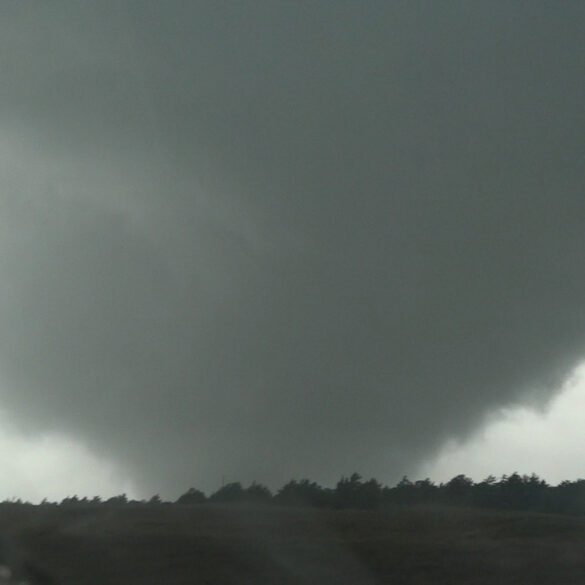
[8,472,585,516]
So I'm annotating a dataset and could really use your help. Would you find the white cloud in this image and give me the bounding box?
[421,363,585,485]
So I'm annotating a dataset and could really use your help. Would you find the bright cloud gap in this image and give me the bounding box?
[422,363,585,485]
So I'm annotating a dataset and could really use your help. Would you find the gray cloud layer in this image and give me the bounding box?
[0,2,584,496]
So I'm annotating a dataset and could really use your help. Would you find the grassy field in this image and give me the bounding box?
[2,503,585,584]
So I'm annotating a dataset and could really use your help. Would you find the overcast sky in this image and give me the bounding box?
[0,2,584,500]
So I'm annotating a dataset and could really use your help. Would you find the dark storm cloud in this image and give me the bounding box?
[0,1,584,496]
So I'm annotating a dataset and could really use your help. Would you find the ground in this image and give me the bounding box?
[1,503,585,584]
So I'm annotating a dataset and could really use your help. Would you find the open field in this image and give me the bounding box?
[2,504,585,584]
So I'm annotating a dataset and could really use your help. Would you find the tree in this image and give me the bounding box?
[335,473,382,509]
[275,479,331,507]
[105,494,128,506]
[176,487,206,505]
[245,482,272,502]
[209,482,244,503]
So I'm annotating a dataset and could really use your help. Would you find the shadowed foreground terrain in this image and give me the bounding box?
[3,504,585,584]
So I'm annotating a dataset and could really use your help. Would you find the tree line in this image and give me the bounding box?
[9,472,585,515]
